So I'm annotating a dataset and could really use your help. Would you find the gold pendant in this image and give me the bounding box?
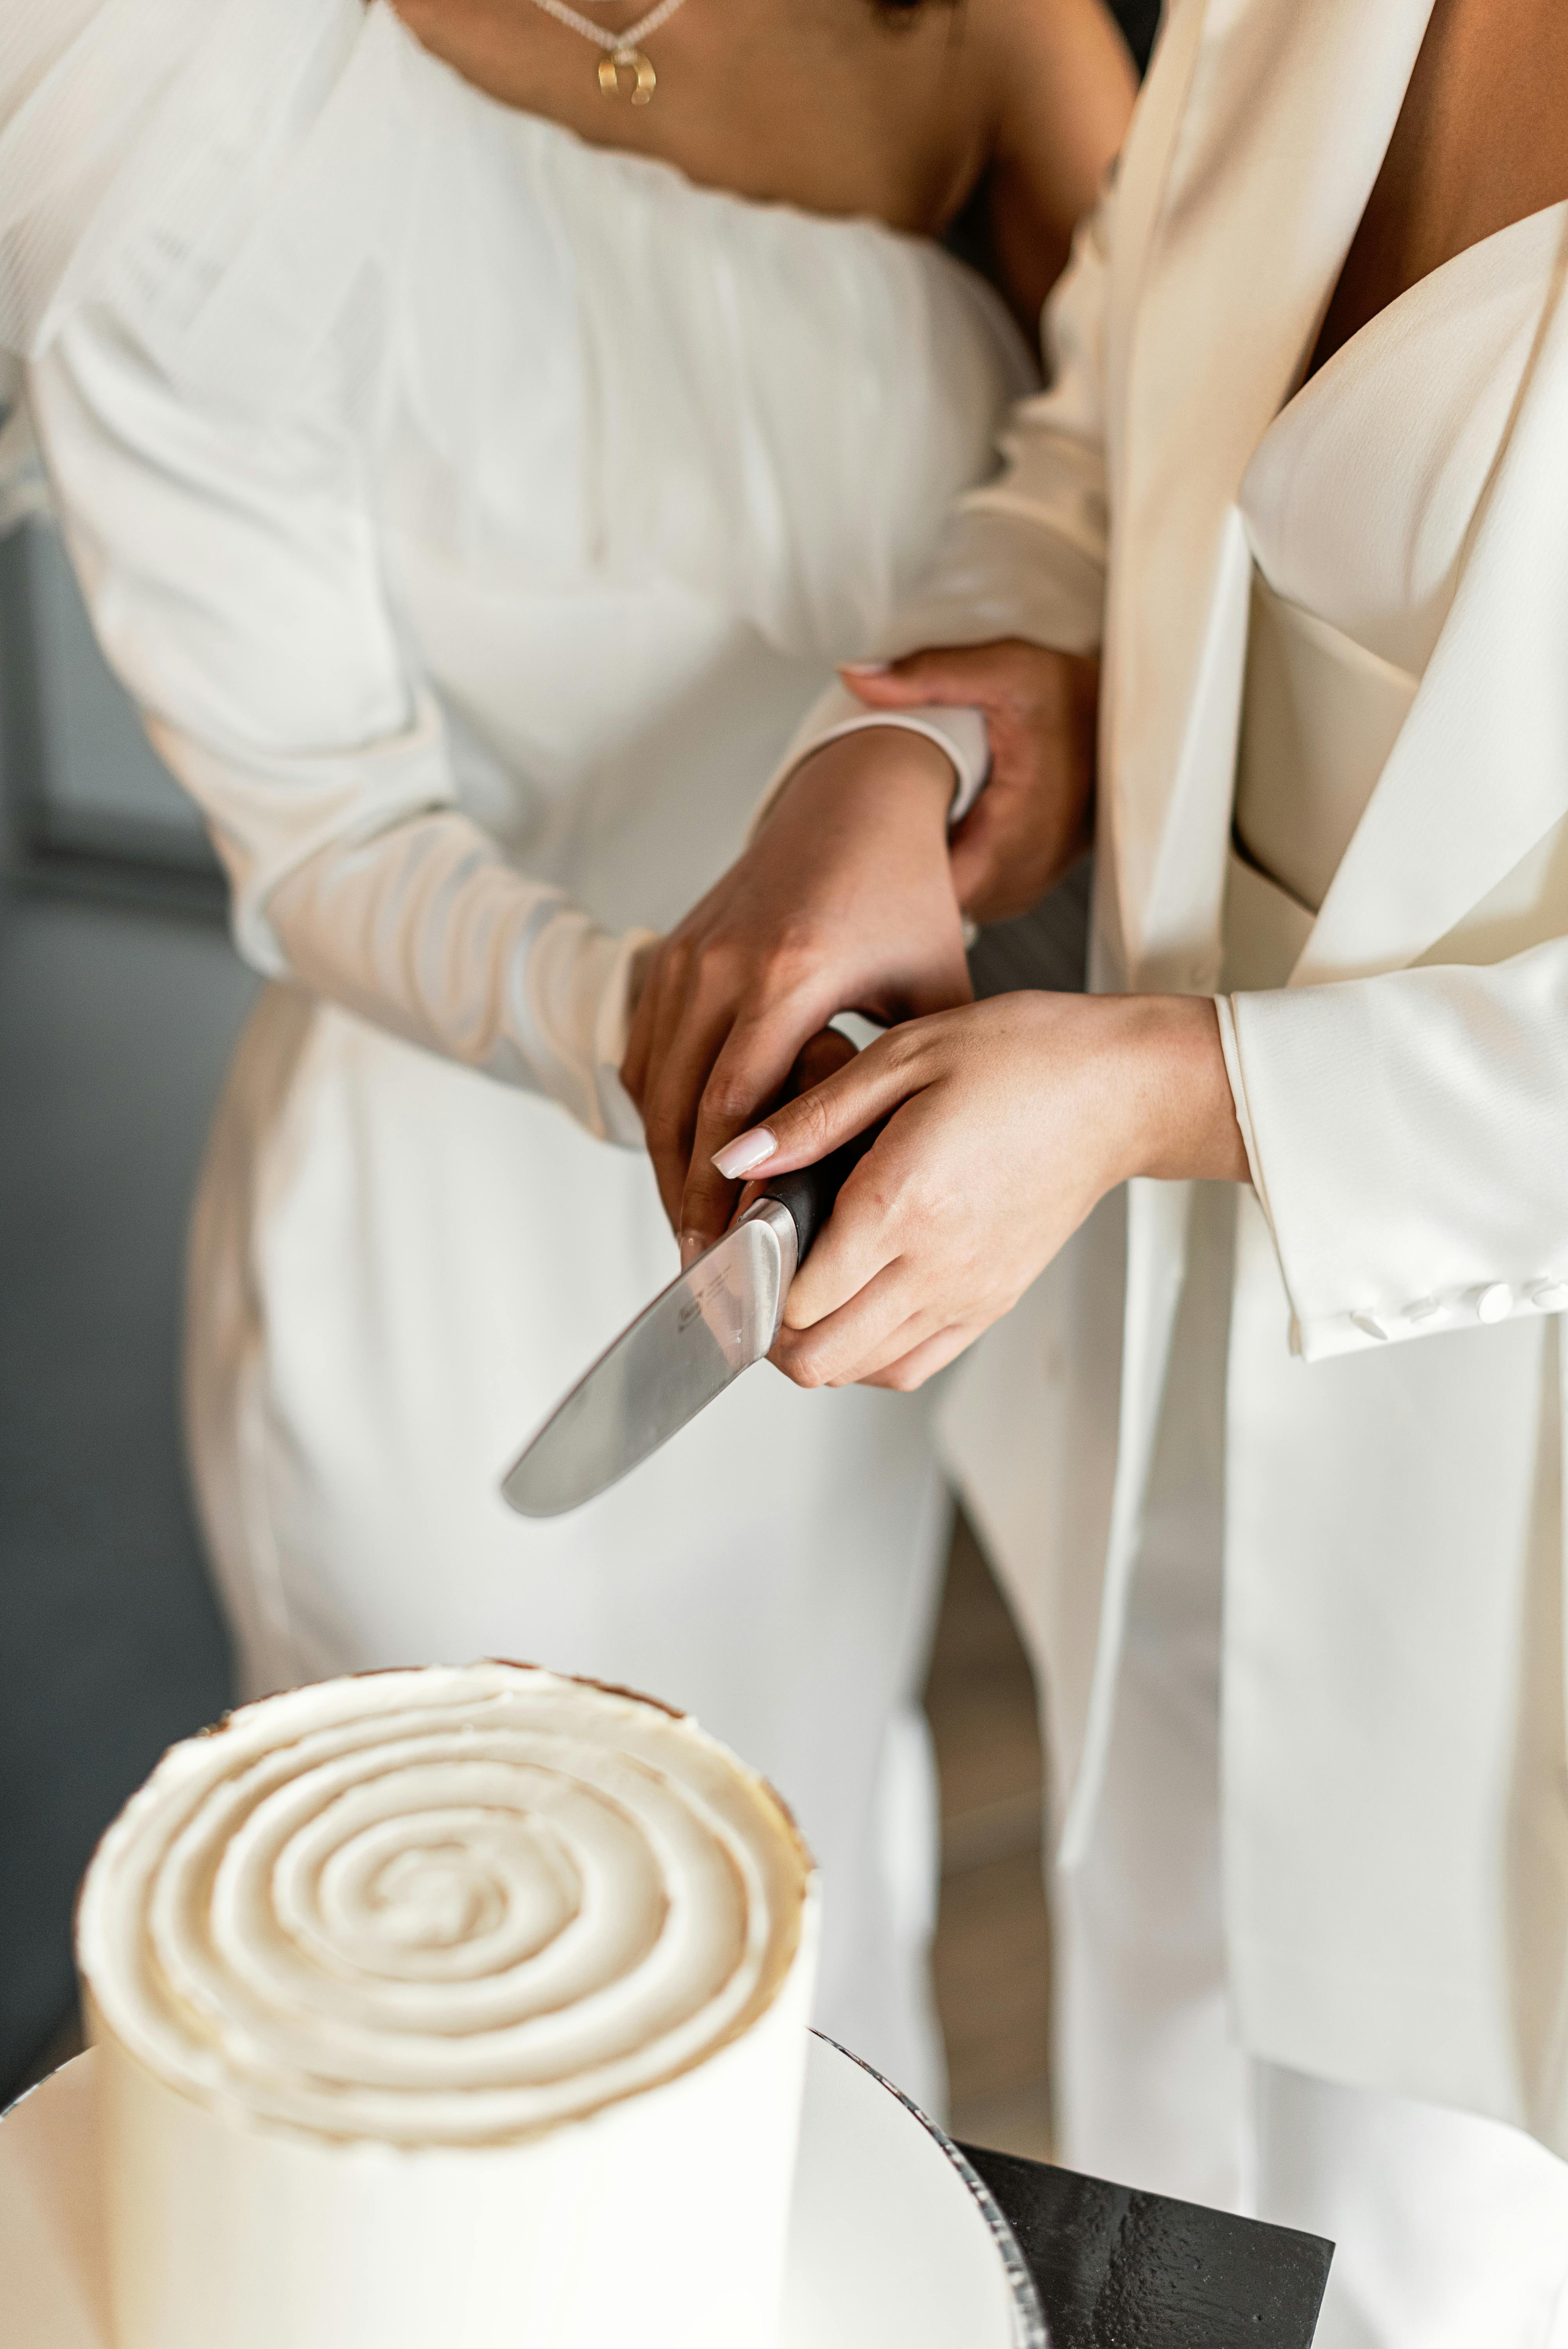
[598,46,656,103]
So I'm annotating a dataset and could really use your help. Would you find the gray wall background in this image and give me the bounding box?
[1,524,256,2098]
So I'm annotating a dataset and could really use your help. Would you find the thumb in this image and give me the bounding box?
[711,1031,919,1182]
[839,644,1008,711]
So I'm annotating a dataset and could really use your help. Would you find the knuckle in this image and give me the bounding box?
[881,1026,928,1082]
[785,1089,834,1158]
[706,1069,766,1124]
[774,1324,830,1387]
[758,930,818,996]
[661,936,697,986]
[678,1189,718,1235]
[1005,645,1064,718]
[695,932,748,984]
[642,1107,686,1157]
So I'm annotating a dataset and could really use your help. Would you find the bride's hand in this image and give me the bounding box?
[621,727,971,1257]
[711,990,1248,1392]
[841,639,1098,925]
[623,638,1100,1258]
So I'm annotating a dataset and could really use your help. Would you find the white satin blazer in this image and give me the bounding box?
[838,0,1568,2151]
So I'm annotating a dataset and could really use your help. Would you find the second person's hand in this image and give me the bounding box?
[710,988,1249,1392]
[839,638,1099,923]
[621,725,972,1262]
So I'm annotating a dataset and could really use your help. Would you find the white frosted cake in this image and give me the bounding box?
[76,1661,819,2349]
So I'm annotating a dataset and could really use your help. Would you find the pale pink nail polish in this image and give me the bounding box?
[713,1127,776,1180]
[839,659,891,676]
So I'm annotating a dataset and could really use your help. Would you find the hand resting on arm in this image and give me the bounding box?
[840,637,1098,924]
[621,724,970,1260]
[621,636,1098,1258]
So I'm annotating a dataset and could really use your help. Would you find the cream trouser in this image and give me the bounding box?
[1050,1187,1568,2349]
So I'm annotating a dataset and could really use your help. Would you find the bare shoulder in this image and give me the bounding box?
[959,0,1135,326]
[970,0,1135,181]
[387,0,1129,247]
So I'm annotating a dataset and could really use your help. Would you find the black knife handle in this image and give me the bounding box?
[760,1130,875,1266]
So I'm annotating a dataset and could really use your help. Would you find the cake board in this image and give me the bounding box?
[0,2034,1046,2349]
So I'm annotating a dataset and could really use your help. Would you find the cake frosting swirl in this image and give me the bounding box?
[78,1661,812,2147]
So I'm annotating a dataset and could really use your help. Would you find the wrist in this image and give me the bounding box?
[768,727,957,839]
[1110,994,1249,1185]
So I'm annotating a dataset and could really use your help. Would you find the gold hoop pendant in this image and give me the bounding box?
[597,46,656,103]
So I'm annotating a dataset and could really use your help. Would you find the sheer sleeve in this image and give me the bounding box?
[27,301,648,1144]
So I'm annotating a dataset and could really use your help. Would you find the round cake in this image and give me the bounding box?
[76,1661,819,2349]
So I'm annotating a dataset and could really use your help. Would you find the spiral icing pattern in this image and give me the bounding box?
[77,1664,812,2146]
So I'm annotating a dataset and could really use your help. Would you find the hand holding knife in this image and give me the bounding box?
[501,1039,873,1518]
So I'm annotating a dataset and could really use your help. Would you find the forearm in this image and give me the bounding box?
[33,301,652,1147]
[263,807,651,1145]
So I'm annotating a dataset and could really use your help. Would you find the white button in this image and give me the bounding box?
[1402,1297,1441,1324]
[1351,1311,1388,1342]
[1476,1283,1514,1324]
[1530,1280,1568,1312]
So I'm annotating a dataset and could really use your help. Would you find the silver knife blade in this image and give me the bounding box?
[501,1198,800,1518]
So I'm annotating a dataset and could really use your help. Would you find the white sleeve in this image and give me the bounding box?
[884,190,1112,663]
[26,305,649,1146]
[754,187,1113,823]
[748,687,994,839]
[1217,944,1568,1361]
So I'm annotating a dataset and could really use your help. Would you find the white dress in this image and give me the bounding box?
[2,0,1033,2103]
[1054,205,1568,2347]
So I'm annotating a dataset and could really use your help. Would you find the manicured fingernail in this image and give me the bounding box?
[679,1231,705,1268]
[713,1127,776,1179]
[839,659,891,676]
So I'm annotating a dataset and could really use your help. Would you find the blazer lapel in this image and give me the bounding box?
[1103,0,1436,991]
[1292,226,1568,986]
[1059,0,1432,1864]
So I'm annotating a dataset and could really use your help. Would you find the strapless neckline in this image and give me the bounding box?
[1240,197,1568,677]
[1232,198,1568,922]
[392,0,944,260]
[1279,196,1568,453]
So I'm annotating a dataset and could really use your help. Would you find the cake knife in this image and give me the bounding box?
[500,1141,863,1518]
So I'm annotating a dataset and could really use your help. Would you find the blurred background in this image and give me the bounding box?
[0,0,1159,2141]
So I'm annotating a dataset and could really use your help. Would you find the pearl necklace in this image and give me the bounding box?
[524,0,691,104]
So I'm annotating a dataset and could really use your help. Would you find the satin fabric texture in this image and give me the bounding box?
[1052,1186,1568,2349]
[813,0,1568,2160]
